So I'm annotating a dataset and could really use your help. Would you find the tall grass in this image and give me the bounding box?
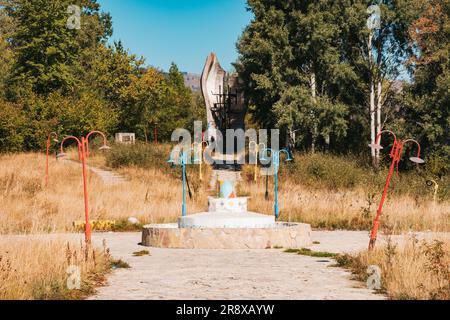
[0,149,448,234]
[0,237,111,299]
[239,177,449,231]
[104,142,172,171]
[0,152,209,234]
[240,152,449,231]
[282,153,449,200]
[336,237,450,300]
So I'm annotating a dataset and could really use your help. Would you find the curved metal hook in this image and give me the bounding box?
[403,139,423,162]
[369,130,398,159]
[59,136,82,158]
[279,148,293,161]
[48,132,59,143]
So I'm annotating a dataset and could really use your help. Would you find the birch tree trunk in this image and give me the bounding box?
[375,34,383,168]
[376,79,382,166]
[144,127,148,144]
[368,32,376,167]
[311,71,317,154]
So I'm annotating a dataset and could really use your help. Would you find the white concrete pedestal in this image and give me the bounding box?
[179,197,276,229]
[178,211,276,229]
[142,198,312,249]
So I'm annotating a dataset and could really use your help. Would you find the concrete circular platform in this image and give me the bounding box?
[141,222,312,249]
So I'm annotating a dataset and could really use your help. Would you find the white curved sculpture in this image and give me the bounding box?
[200,53,246,143]
[201,53,224,142]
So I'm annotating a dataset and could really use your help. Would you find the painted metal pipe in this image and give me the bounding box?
[58,131,111,243]
[45,132,58,187]
[368,132,423,250]
[260,148,292,220]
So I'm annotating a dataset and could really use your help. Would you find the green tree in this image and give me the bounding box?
[0,99,25,151]
[15,91,118,150]
[0,2,15,98]
[7,0,79,96]
[236,0,353,151]
[122,64,197,142]
[400,0,450,175]
[236,0,420,155]
[6,0,112,97]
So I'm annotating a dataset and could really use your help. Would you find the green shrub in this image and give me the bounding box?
[284,153,375,190]
[105,142,171,170]
[280,152,449,200]
[0,101,26,152]
[105,142,206,188]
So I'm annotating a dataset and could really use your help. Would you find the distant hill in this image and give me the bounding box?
[182,72,201,92]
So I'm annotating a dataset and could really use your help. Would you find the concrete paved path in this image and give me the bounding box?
[3,231,446,300]
[62,159,127,185]
[87,166,127,185]
[88,231,385,300]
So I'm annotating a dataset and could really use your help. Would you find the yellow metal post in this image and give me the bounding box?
[192,142,202,181]
[249,142,266,182]
[249,141,258,182]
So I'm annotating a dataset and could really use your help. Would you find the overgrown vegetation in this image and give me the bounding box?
[336,237,450,300]
[95,145,450,232]
[132,250,150,257]
[237,0,449,169]
[280,153,450,200]
[240,153,449,231]
[0,1,204,152]
[105,142,210,196]
[110,259,130,269]
[105,142,172,171]
[0,237,112,300]
[284,248,337,258]
[0,152,209,234]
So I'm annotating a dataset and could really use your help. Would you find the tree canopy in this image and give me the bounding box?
[236,0,445,163]
[0,0,203,151]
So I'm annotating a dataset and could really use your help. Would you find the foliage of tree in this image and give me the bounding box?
[236,0,365,151]
[6,0,79,96]
[0,99,25,151]
[121,63,203,142]
[0,0,201,151]
[236,0,428,158]
[0,0,447,174]
[399,0,450,175]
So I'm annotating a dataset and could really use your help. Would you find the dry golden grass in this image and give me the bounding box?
[240,175,450,232]
[0,152,448,233]
[337,236,450,300]
[0,236,110,299]
[0,151,448,300]
[0,152,209,234]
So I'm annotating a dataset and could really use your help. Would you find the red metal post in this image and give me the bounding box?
[45,132,58,187]
[60,135,91,243]
[368,141,400,250]
[80,137,91,243]
[85,139,89,158]
[60,132,110,243]
[368,132,423,251]
[368,130,398,250]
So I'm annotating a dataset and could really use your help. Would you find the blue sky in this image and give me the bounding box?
[98,0,253,74]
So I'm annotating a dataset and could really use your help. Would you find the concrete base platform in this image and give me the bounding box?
[178,211,276,229]
[141,222,312,249]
